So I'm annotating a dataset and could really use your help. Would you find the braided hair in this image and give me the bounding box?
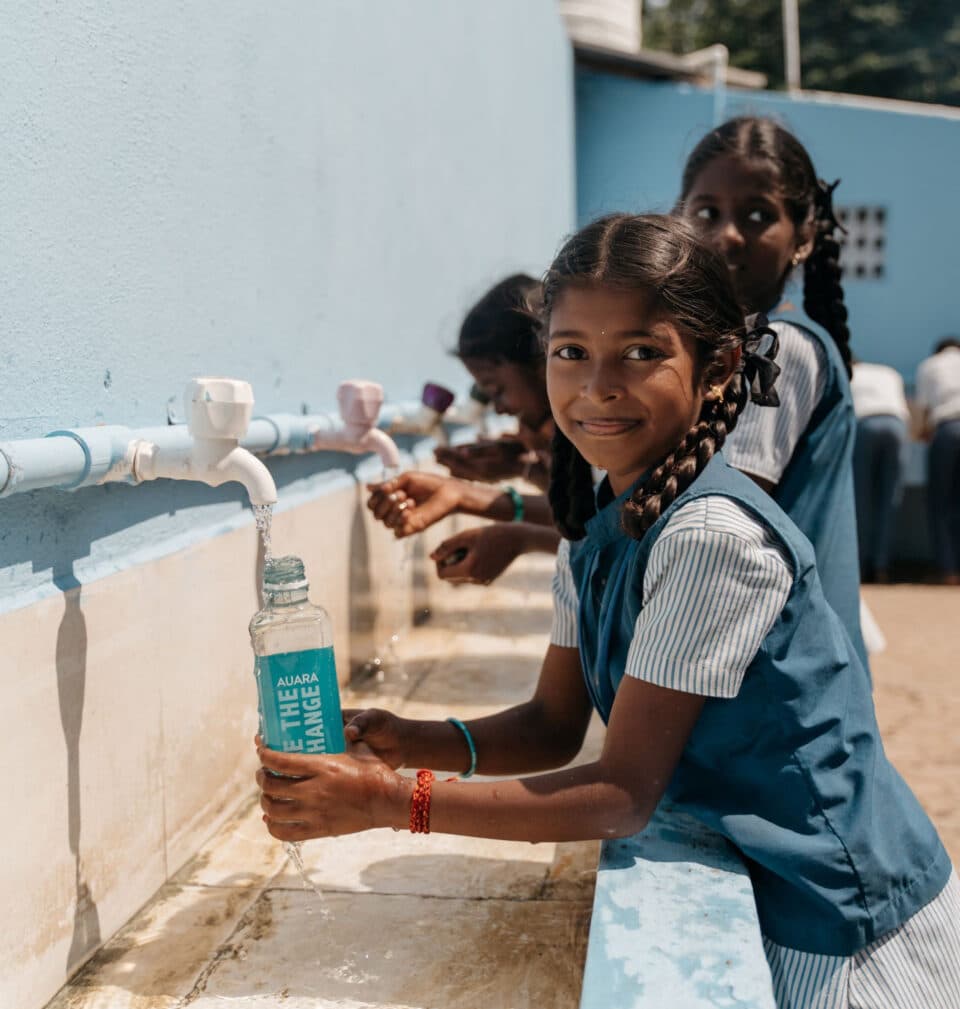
[543,214,775,541]
[680,116,853,377]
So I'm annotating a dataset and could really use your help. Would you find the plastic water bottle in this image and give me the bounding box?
[249,555,346,756]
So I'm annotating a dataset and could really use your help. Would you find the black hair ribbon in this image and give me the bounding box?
[742,313,781,407]
[814,178,846,235]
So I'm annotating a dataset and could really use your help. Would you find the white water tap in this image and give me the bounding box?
[133,378,278,505]
[308,380,401,471]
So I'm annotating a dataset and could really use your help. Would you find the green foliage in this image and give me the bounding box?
[643,0,960,105]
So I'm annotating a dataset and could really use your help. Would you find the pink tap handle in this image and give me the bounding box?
[337,380,384,428]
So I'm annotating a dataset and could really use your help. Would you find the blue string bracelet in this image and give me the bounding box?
[503,485,524,523]
[446,717,477,779]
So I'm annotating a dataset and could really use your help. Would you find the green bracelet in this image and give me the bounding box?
[446,717,477,778]
[503,485,524,523]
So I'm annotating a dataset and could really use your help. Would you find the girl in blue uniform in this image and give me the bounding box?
[256,215,960,1007]
[679,117,869,669]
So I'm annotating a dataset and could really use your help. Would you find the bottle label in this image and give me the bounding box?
[255,646,346,755]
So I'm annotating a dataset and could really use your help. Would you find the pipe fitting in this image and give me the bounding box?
[0,445,11,494]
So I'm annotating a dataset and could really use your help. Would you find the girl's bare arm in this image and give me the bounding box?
[258,672,705,844]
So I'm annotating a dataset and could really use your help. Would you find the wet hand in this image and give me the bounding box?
[431,525,523,585]
[434,439,530,482]
[256,743,407,840]
[366,471,464,537]
[341,708,411,769]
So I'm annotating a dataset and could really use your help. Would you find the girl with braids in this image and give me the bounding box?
[679,116,869,670]
[255,215,959,1007]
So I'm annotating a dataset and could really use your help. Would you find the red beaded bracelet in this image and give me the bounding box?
[409,769,435,834]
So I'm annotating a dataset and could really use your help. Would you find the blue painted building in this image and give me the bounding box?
[576,69,960,384]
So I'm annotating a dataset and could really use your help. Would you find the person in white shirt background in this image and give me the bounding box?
[915,337,960,585]
[850,359,911,583]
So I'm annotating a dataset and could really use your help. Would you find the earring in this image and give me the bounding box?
[708,384,724,401]
[791,252,803,267]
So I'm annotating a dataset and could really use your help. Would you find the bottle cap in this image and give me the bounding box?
[263,555,309,593]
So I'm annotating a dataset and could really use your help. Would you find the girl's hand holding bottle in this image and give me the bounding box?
[341,707,412,769]
[256,741,407,840]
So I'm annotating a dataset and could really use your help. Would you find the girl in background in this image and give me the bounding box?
[435,273,552,488]
[916,336,960,584]
[850,358,911,583]
[257,215,959,1008]
[370,274,561,585]
[679,116,869,668]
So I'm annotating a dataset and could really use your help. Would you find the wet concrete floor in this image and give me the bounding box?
[46,554,599,1009]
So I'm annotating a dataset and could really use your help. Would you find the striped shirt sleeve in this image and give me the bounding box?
[550,539,579,647]
[724,321,826,484]
[625,497,793,698]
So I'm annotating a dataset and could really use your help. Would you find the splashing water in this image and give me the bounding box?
[284,838,330,912]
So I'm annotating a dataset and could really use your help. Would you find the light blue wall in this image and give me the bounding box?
[576,72,960,382]
[0,2,575,610]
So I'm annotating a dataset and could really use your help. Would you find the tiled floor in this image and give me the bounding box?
[46,555,599,1009]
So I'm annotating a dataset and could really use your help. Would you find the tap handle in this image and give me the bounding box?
[422,382,455,415]
[337,380,384,428]
[185,377,254,440]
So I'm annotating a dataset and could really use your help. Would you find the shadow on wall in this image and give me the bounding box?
[55,566,103,974]
[348,494,377,680]
[410,534,431,626]
[347,480,426,684]
[0,449,373,977]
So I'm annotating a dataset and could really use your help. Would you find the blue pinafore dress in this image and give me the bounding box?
[569,453,949,958]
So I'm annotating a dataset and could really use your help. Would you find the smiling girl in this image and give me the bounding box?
[257,215,959,1008]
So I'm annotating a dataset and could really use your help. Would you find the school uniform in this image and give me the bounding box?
[551,454,960,1009]
[850,362,911,578]
[724,318,868,670]
[916,347,960,575]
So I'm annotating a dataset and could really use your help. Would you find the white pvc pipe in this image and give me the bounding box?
[0,407,413,500]
[0,428,125,496]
